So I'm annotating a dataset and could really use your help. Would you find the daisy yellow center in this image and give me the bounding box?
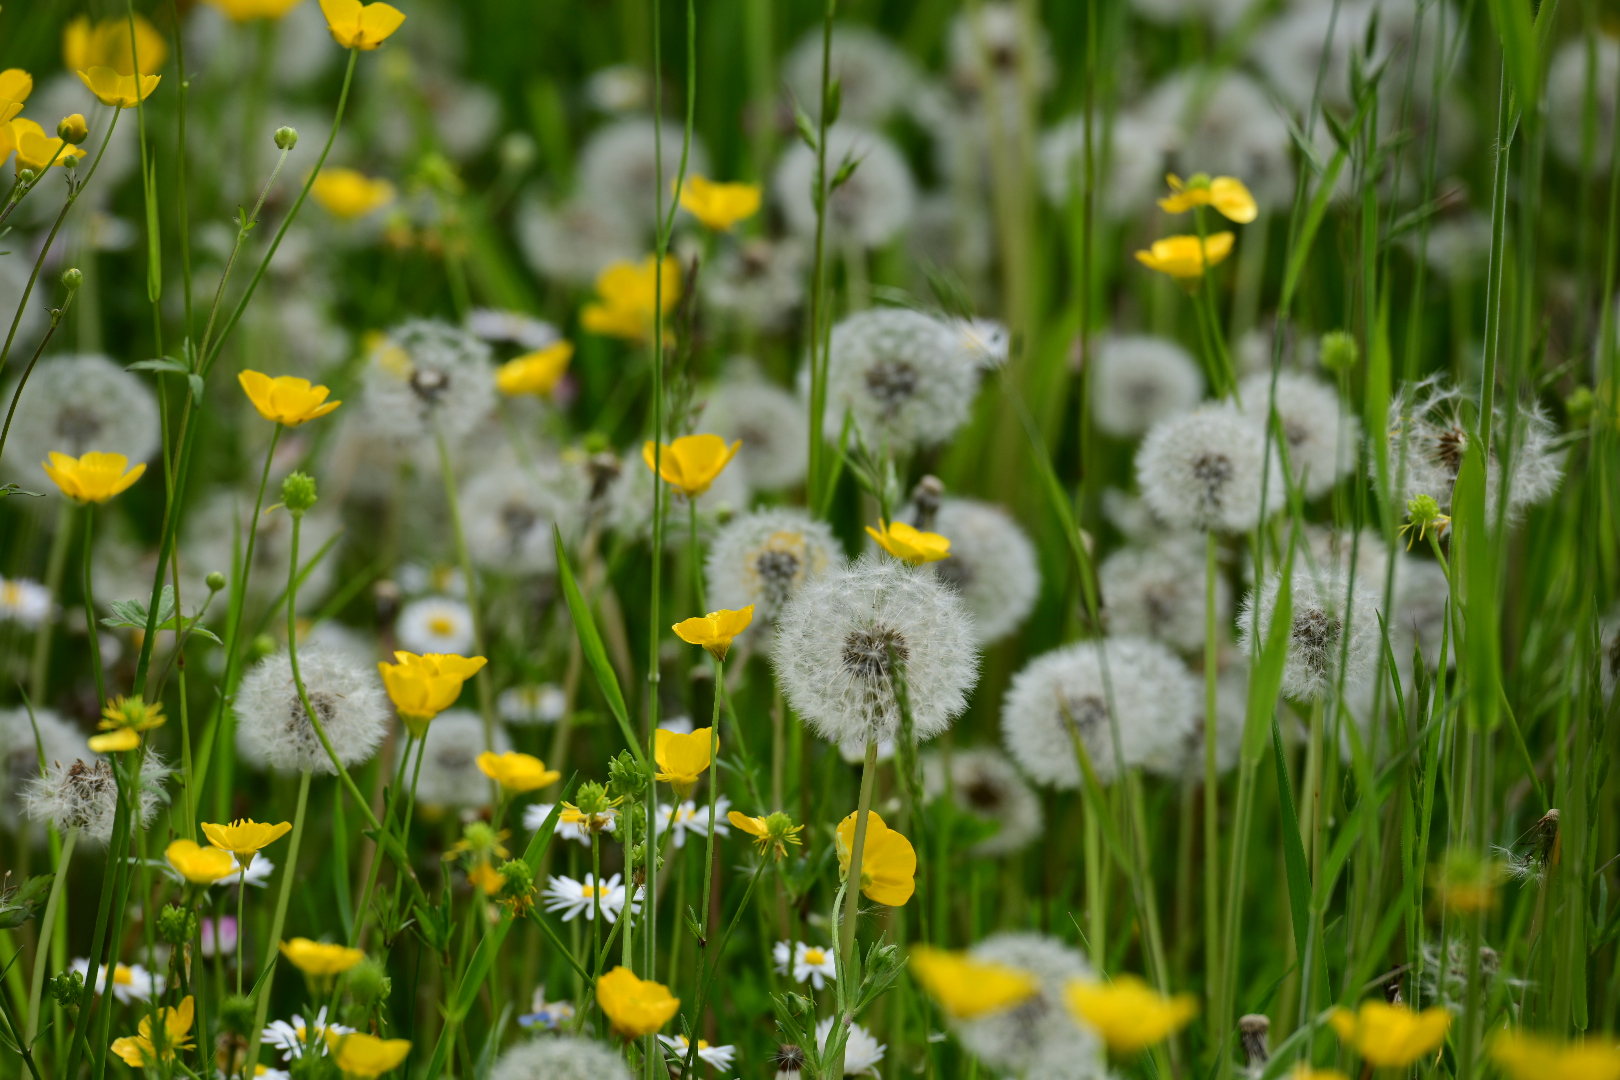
[803,948,826,965]
[580,884,601,899]
[2,583,20,604]
[113,965,134,985]
[429,616,455,635]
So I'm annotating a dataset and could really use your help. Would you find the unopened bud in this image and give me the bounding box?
[1319,329,1360,373]
[58,114,88,145]
[60,268,82,291]
[16,168,36,185]
[280,471,317,515]
[1238,1014,1269,1068]
[205,571,227,592]
[274,126,298,150]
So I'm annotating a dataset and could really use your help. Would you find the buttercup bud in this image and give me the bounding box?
[1319,329,1360,373]
[17,169,36,185]
[280,471,317,515]
[1565,386,1595,426]
[58,114,89,145]
[157,904,197,946]
[60,268,82,291]
[274,126,299,150]
[49,970,85,1008]
[344,957,391,1005]
[206,571,228,592]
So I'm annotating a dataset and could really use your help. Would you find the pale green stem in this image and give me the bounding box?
[25,827,78,1044]
[1203,528,1221,1030]
[242,767,311,1080]
[832,738,879,1079]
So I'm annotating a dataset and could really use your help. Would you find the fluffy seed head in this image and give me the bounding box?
[914,498,1039,645]
[1,354,161,484]
[772,556,979,748]
[1238,567,1383,702]
[706,508,842,625]
[1001,636,1198,788]
[783,25,917,125]
[489,1035,631,1080]
[1136,403,1279,533]
[460,458,586,574]
[700,375,810,493]
[1090,336,1204,438]
[576,118,710,232]
[235,646,389,775]
[22,754,168,846]
[774,125,917,249]
[515,195,638,286]
[3,708,85,837]
[954,932,1108,1079]
[921,747,1043,856]
[182,490,344,619]
[822,308,982,454]
[1099,538,1231,654]
[401,710,509,809]
[1241,371,1357,499]
[357,320,497,452]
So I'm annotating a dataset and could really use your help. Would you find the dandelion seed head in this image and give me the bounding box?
[955,932,1108,1079]
[1174,661,1249,778]
[783,26,916,126]
[702,238,807,332]
[1238,568,1382,702]
[22,754,168,846]
[461,459,586,575]
[773,556,979,748]
[1142,70,1294,206]
[5,708,87,837]
[577,118,710,232]
[1136,403,1278,533]
[921,747,1043,856]
[911,498,1039,645]
[489,1035,630,1080]
[1090,335,1204,439]
[701,375,810,492]
[947,3,1053,97]
[2,354,161,485]
[515,195,639,287]
[183,490,343,617]
[1040,107,1178,220]
[707,508,841,625]
[822,309,981,453]
[405,711,508,809]
[774,126,916,249]
[358,320,497,452]
[235,646,388,775]
[1240,371,1357,499]
[1100,537,1230,654]
[1002,636,1199,788]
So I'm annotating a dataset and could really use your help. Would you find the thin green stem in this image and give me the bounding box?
[1203,528,1221,1034]
[241,767,312,1080]
[25,827,77,1044]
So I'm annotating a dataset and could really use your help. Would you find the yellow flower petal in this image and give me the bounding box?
[910,946,1039,1019]
[1134,232,1235,279]
[166,839,239,884]
[494,342,573,397]
[642,433,741,497]
[678,175,762,231]
[1064,974,1198,1055]
[319,0,406,50]
[280,937,366,977]
[836,810,916,906]
[866,520,951,565]
[596,966,679,1037]
[41,451,145,503]
[671,606,754,660]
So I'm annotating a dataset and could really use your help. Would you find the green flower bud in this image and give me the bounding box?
[1319,330,1360,374]
[274,126,299,151]
[1566,386,1595,426]
[218,995,255,1036]
[250,633,277,659]
[16,169,36,185]
[49,970,84,1008]
[206,571,227,592]
[157,903,197,946]
[57,114,88,145]
[281,471,317,516]
[60,268,82,291]
[344,957,391,1005]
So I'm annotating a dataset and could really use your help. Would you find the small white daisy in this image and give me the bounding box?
[655,797,731,848]
[815,1016,885,1076]
[397,596,477,656]
[67,960,162,1004]
[542,872,637,923]
[774,940,838,990]
[658,1034,737,1071]
[0,578,52,628]
[498,684,566,725]
[524,802,615,845]
[262,1008,354,1061]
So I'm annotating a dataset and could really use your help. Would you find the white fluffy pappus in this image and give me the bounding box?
[515,194,639,286]
[1240,371,1358,499]
[1237,567,1383,702]
[575,118,710,232]
[1001,636,1199,788]
[23,755,168,847]
[700,376,810,493]
[460,459,586,575]
[2,354,162,484]
[1039,108,1178,220]
[954,932,1109,1080]
[916,497,1039,645]
[234,645,389,775]
[1099,537,1231,655]
[356,319,498,452]
[774,125,917,249]
[183,490,344,618]
[920,746,1043,856]
[489,1035,631,1080]
[772,556,980,748]
[701,237,807,332]
[1136,403,1280,533]
[706,508,842,624]
[3,707,85,838]
[783,25,917,126]
[822,308,982,454]
[1089,335,1204,439]
[399,710,507,809]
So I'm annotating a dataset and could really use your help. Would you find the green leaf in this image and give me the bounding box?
[553,526,646,768]
[126,356,190,375]
[1242,535,1295,765]
[0,874,53,930]
[1487,0,1538,121]
[1280,148,1348,312]
[1455,441,1501,730]
[144,159,161,305]
[100,586,222,644]
[1270,716,1311,965]
[188,374,205,404]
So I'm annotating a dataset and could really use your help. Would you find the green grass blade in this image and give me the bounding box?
[554,525,647,768]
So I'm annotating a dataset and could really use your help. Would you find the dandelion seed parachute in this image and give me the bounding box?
[953,932,1109,1079]
[1001,636,1198,788]
[235,646,389,775]
[1,354,161,485]
[915,498,1039,645]
[701,237,808,332]
[22,754,168,846]
[575,117,711,232]
[1099,537,1231,655]
[772,556,979,749]
[920,747,1043,856]
[1088,335,1204,439]
[514,194,639,286]
[489,1035,631,1080]
[820,308,981,454]
[783,25,916,126]
[1240,371,1357,499]
[402,710,508,809]
[774,125,917,249]
[706,508,842,625]
[1237,568,1383,703]
[4,708,88,837]
[1136,403,1279,534]
[700,374,810,492]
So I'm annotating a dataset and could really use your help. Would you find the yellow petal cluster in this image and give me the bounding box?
[581,256,682,342]
[654,727,715,798]
[89,694,165,752]
[75,67,161,109]
[1134,233,1234,280]
[909,945,1039,1019]
[1063,974,1198,1054]
[63,15,168,77]
[378,651,488,737]
[495,342,573,397]
[836,810,916,906]
[728,810,804,860]
[11,119,87,175]
[42,451,145,504]
[0,69,32,124]
[1328,1000,1450,1068]
[311,168,397,219]
[166,839,239,884]
[1157,173,1258,223]
[866,520,951,565]
[596,966,680,1038]
[202,818,293,867]
[476,751,561,793]
[1492,1031,1620,1080]
[672,605,754,661]
[319,0,407,50]
[280,937,366,977]
[111,996,194,1067]
[679,175,762,232]
[332,1033,412,1078]
[204,0,309,22]
[642,433,740,497]
[239,370,343,426]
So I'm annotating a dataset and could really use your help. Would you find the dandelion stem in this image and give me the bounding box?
[82,506,105,708]
[1203,527,1222,1032]
[24,827,77,1044]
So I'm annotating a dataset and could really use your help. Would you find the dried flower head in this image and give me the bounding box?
[22,754,168,845]
[1237,567,1382,702]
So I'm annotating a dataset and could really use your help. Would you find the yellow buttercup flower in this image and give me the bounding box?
[377,651,487,737]
[0,69,32,124]
[1134,233,1234,280]
[239,370,343,426]
[476,751,561,793]
[727,810,804,860]
[58,114,89,145]
[866,520,951,565]
[1328,1000,1450,1068]
[89,694,165,753]
[581,256,681,342]
[1288,1068,1350,1080]
[642,433,741,497]
[75,67,161,109]
[41,451,145,504]
[280,938,366,978]
[672,606,754,662]
[1492,1031,1620,1080]
[1157,173,1258,224]
[909,946,1039,1019]
[678,175,762,231]
[596,966,680,1038]
[204,0,308,21]
[654,727,715,799]
[318,0,407,50]
[1064,975,1198,1055]
[495,342,573,397]
[201,818,293,869]
[111,996,194,1068]
[332,1033,412,1079]
[63,15,167,77]
[311,168,397,219]
[835,810,916,906]
[166,839,239,885]
[11,119,87,175]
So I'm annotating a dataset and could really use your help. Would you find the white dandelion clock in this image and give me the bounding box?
[1142,70,1295,205]
[2,354,161,484]
[499,683,566,725]
[465,309,560,351]
[490,1035,632,1080]
[1293,526,1391,599]
[822,308,982,453]
[3,707,84,838]
[1040,108,1177,220]
[1238,568,1383,702]
[460,461,584,575]
[1176,661,1249,779]
[1136,403,1279,533]
[921,747,1043,856]
[357,320,498,451]
[576,118,710,232]
[1099,538,1230,655]
[814,1016,886,1076]
[701,377,810,492]
[403,711,508,808]
[952,318,1011,370]
[772,556,979,748]
[1090,335,1204,439]
[947,3,1054,97]
[1241,372,1357,499]
[953,932,1108,1080]
[774,125,917,249]
[1001,636,1199,788]
[708,511,843,626]
[23,755,168,846]
[702,237,807,332]
[183,490,343,617]
[783,25,916,125]
[515,194,639,286]
[919,498,1039,645]
[397,596,477,656]
[234,646,388,775]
